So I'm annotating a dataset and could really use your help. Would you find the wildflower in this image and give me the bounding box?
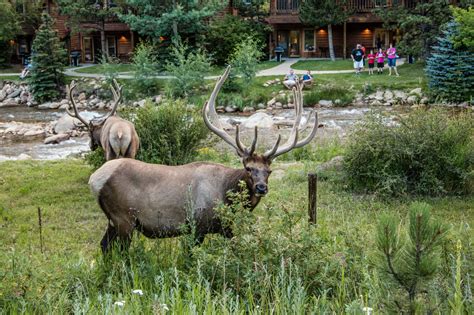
[362,307,373,315]
[114,301,125,307]
[132,289,143,296]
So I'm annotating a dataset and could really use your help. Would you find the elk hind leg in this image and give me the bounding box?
[101,222,118,254]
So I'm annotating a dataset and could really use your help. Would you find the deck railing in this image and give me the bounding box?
[271,0,447,15]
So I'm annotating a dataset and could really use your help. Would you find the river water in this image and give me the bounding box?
[0,106,405,161]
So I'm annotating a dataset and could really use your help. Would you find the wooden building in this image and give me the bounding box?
[268,0,421,58]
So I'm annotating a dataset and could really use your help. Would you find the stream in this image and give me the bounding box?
[0,106,407,161]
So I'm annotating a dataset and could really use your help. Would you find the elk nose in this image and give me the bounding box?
[256,184,268,195]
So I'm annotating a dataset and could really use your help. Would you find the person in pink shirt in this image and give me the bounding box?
[367,49,376,75]
[376,48,386,74]
[386,43,399,76]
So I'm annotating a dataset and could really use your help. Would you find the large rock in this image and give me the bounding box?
[267,98,276,107]
[78,92,87,101]
[7,89,21,99]
[44,133,70,144]
[54,114,81,134]
[384,90,394,101]
[406,95,418,104]
[318,100,333,107]
[243,106,255,113]
[409,88,422,97]
[20,91,29,103]
[0,90,6,102]
[38,102,61,110]
[0,98,20,107]
[394,90,407,102]
[375,90,384,101]
[240,112,274,129]
[24,129,45,137]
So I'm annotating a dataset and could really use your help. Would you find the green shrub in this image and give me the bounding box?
[228,37,264,87]
[303,85,353,107]
[344,109,474,196]
[128,100,209,165]
[84,147,106,169]
[130,41,160,98]
[165,42,212,98]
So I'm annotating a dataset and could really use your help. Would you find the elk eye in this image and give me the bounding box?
[246,167,251,172]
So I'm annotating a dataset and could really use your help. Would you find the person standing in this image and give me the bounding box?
[367,50,376,75]
[351,44,364,75]
[386,43,399,76]
[361,44,366,67]
[376,48,385,74]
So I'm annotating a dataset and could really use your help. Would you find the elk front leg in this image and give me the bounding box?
[100,222,118,254]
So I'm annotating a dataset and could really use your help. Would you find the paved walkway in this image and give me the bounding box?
[1,58,406,79]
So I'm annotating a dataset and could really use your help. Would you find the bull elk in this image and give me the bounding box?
[67,80,139,160]
[89,66,318,254]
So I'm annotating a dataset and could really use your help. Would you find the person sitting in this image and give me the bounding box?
[301,70,313,88]
[283,69,298,89]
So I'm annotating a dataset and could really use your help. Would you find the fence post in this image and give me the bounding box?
[308,173,317,225]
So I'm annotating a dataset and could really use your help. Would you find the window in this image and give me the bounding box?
[304,30,315,51]
[107,36,116,57]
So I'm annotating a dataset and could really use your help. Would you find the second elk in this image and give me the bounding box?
[67,80,139,160]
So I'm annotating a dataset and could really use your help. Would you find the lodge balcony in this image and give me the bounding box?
[270,0,456,17]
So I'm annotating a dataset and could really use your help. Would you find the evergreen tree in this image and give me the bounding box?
[376,202,447,314]
[28,13,67,103]
[119,0,223,44]
[452,6,474,51]
[299,0,351,61]
[426,21,474,103]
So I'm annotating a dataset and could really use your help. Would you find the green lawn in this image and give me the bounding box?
[292,59,355,71]
[0,150,472,313]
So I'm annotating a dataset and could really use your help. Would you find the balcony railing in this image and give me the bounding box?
[271,0,432,15]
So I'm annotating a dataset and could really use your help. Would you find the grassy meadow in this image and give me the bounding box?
[0,140,472,313]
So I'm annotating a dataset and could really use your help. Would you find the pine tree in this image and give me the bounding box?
[28,13,67,103]
[376,202,447,314]
[426,21,474,103]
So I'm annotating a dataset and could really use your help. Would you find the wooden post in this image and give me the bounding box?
[308,173,317,225]
[37,207,44,253]
[343,22,347,60]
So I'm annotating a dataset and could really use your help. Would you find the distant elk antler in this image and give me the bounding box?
[66,80,139,160]
[89,65,318,255]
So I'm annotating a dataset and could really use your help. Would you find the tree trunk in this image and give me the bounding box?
[172,0,179,42]
[328,24,336,61]
[100,20,108,60]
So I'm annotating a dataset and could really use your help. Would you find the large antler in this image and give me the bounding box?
[203,66,258,158]
[264,81,318,160]
[92,79,122,125]
[67,80,91,129]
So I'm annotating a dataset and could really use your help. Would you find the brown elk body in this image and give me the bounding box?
[89,67,318,253]
[67,80,139,160]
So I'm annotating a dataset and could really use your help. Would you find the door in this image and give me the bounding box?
[82,37,94,63]
[107,36,117,57]
[289,30,300,57]
[276,31,289,57]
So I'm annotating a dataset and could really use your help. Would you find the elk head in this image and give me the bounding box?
[203,66,318,197]
[66,79,122,150]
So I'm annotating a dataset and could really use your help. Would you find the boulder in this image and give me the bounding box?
[0,98,20,107]
[78,92,87,101]
[371,100,383,106]
[7,89,21,99]
[243,106,255,113]
[137,99,146,107]
[384,90,394,100]
[375,90,384,101]
[216,106,225,113]
[17,153,32,160]
[257,103,265,109]
[44,133,70,144]
[38,102,61,110]
[225,106,237,113]
[406,95,418,104]
[409,88,422,97]
[0,90,7,102]
[54,114,80,134]
[24,129,45,137]
[267,98,276,107]
[240,112,274,129]
[420,97,429,104]
[274,102,283,109]
[20,91,29,103]
[318,100,333,107]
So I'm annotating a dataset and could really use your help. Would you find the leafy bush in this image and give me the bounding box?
[303,85,353,107]
[84,147,105,170]
[165,42,212,98]
[128,100,209,165]
[130,41,160,98]
[228,37,264,86]
[344,109,474,196]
